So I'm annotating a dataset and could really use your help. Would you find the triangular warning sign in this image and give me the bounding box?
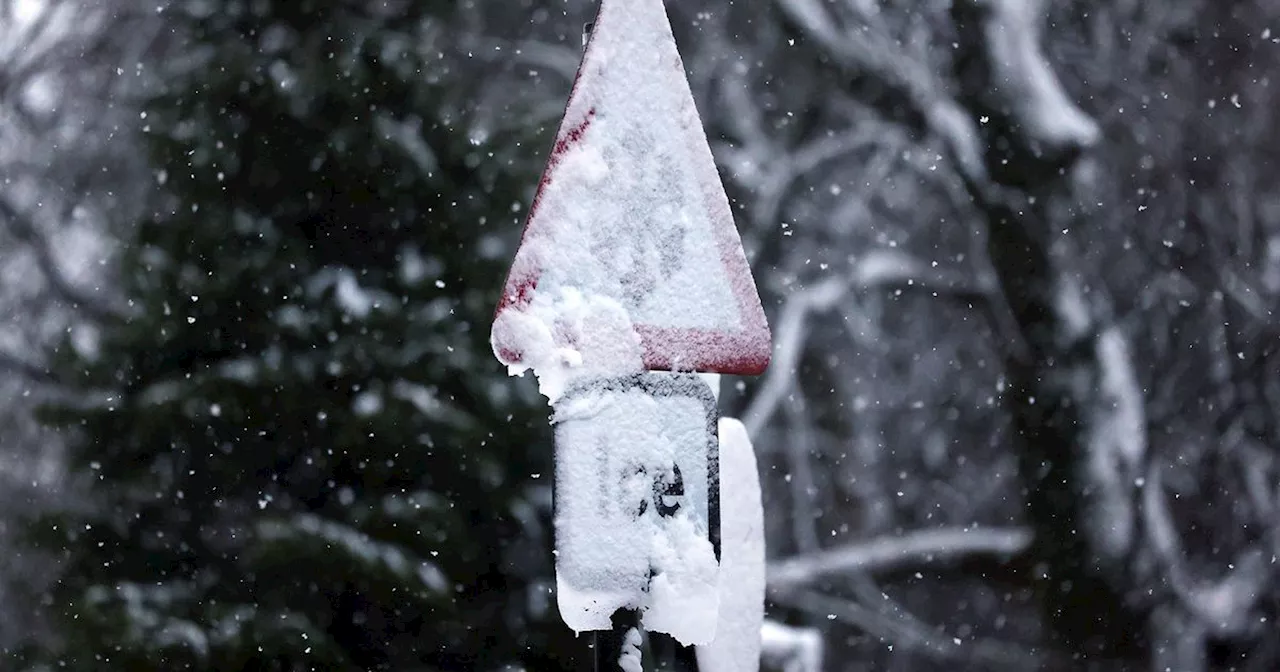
[492,0,770,376]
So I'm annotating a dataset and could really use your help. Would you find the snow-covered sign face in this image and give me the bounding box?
[588,116,734,328]
[491,0,770,388]
[553,374,720,645]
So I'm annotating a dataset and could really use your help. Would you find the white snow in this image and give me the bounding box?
[553,377,720,645]
[618,627,644,672]
[641,511,720,640]
[697,418,765,672]
[493,287,644,403]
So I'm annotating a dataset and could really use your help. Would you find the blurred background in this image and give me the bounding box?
[1,0,1278,670]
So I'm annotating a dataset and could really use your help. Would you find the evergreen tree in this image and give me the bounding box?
[26,1,571,669]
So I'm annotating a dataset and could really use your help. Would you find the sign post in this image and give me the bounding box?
[490,0,771,668]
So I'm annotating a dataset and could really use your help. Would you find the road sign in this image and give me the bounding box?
[491,0,771,377]
[488,0,774,661]
[554,373,720,645]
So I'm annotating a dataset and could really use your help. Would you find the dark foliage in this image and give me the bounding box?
[22,1,574,669]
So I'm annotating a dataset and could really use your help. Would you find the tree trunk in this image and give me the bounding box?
[950,0,1156,666]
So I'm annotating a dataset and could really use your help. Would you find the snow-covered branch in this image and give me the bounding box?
[772,0,986,181]
[952,0,1100,162]
[767,526,1032,592]
[747,124,902,233]
[771,587,1048,668]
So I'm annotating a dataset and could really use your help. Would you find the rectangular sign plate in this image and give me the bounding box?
[553,373,720,645]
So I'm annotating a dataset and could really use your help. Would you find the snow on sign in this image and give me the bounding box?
[555,374,720,644]
[490,0,770,389]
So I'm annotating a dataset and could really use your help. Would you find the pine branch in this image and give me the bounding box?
[0,347,57,385]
